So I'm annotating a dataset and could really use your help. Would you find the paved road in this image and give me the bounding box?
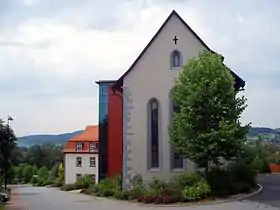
[244,173,280,208]
[9,175,280,210]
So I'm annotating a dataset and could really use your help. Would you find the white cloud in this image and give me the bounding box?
[1,0,280,136]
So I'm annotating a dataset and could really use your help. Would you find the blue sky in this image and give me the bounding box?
[1,0,279,136]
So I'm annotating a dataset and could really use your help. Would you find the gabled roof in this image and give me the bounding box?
[68,125,98,142]
[112,10,245,91]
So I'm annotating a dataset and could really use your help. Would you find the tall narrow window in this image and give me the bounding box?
[148,98,160,169]
[170,50,182,68]
[76,157,82,167]
[171,102,184,169]
[90,157,96,167]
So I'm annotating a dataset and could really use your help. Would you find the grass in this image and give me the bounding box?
[0,205,4,210]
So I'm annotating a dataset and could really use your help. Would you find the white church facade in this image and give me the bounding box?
[99,10,245,189]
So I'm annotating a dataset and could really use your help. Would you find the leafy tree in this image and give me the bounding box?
[32,165,38,175]
[0,119,17,188]
[169,51,249,171]
[22,165,33,183]
[38,166,49,180]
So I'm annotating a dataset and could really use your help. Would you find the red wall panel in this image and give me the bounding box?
[107,85,123,177]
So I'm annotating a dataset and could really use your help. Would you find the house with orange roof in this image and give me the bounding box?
[63,125,99,184]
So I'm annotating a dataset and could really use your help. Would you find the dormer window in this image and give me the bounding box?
[76,142,83,151]
[170,50,182,68]
[90,143,96,152]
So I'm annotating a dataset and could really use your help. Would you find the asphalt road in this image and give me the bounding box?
[245,174,280,208]
[10,175,280,210]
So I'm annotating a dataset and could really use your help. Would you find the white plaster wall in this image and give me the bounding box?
[64,153,99,184]
[123,14,207,185]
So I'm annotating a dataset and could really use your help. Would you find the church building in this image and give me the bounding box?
[96,10,245,189]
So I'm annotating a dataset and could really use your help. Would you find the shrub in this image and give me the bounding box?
[60,184,77,191]
[250,156,270,173]
[52,178,63,187]
[206,161,256,197]
[113,190,129,200]
[182,180,211,201]
[126,186,145,200]
[148,178,167,194]
[206,167,232,197]
[169,173,203,190]
[228,161,256,194]
[75,174,94,189]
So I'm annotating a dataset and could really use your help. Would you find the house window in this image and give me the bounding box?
[172,152,184,169]
[171,101,184,169]
[170,50,182,68]
[76,173,82,181]
[76,142,83,151]
[148,98,160,169]
[90,157,96,167]
[76,157,82,167]
[90,143,96,152]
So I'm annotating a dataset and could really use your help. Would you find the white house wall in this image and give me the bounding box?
[122,13,207,188]
[64,153,99,184]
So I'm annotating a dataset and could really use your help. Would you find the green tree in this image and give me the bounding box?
[0,119,17,188]
[169,51,249,170]
[32,165,38,176]
[38,166,49,180]
[22,165,33,183]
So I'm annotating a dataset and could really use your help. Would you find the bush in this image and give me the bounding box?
[206,161,256,197]
[250,156,270,173]
[60,184,77,191]
[206,167,232,197]
[182,180,211,201]
[126,186,145,200]
[169,173,203,190]
[52,178,63,187]
[75,174,94,189]
[228,161,256,194]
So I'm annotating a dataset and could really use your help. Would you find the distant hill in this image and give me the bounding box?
[248,127,280,136]
[248,127,280,145]
[16,126,280,148]
[17,130,83,147]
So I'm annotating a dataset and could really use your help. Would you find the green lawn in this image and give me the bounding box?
[0,205,4,210]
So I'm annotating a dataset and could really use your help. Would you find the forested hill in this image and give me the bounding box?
[17,127,280,147]
[17,130,83,147]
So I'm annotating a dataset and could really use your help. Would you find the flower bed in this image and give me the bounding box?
[80,161,257,205]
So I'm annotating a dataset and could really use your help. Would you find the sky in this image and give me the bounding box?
[1,0,279,137]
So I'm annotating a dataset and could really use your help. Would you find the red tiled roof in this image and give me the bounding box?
[69,125,98,142]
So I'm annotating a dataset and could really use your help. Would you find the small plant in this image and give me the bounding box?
[182,180,211,201]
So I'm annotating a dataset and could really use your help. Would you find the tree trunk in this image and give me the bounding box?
[4,171,7,190]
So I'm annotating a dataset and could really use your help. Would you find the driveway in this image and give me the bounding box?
[8,175,280,210]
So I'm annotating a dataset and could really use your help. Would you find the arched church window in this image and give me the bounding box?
[148,98,160,169]
[170,50,182,68]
